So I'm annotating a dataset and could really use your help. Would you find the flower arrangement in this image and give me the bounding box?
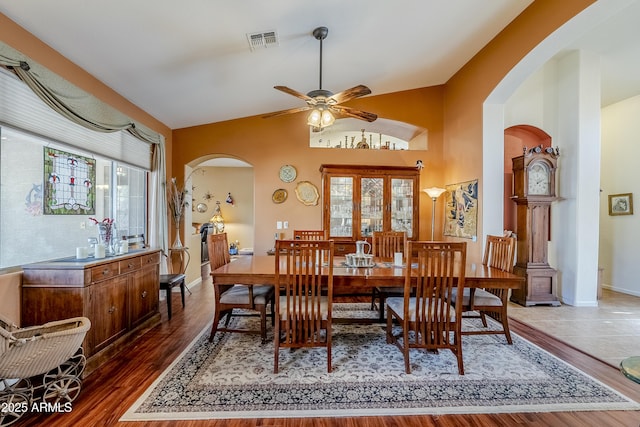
[90,217,116,252]
[167,177,189,228]
[166,169,203,249]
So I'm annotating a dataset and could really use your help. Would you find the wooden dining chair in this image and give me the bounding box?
[370,231,407,321]
[208,232,275,343]
[386,241,467,374]
[450,234,516,344]
[293,229,326,240]
[274,239,334,373]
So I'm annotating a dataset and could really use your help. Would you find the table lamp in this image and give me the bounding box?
[423,187,446,240]
[210,201,225,233]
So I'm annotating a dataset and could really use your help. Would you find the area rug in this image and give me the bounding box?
[121,304,640,421]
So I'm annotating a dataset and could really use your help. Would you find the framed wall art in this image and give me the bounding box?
[608,193,633,216]
[443,179,478,239]
[43,147,96,215]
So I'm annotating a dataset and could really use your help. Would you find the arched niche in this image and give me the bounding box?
[309,118,428,151]
[503,125,552,231]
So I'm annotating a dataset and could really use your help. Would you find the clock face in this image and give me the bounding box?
[527,162,550,195]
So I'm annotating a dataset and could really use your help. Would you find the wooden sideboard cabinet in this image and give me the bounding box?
[21,249,161,375]
[320,164,420,255]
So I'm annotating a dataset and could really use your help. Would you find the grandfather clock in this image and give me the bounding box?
[510,145,561,306]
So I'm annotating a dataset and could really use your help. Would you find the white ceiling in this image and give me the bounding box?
[1,1,640,130]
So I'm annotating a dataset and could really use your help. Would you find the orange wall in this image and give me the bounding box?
[173,86,444,254]
[442,0,594,260]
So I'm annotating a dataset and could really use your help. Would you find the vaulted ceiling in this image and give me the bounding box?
[1,1,639,130]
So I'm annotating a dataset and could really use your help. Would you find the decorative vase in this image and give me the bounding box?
[171,219,183,249]
[98,223,117,255]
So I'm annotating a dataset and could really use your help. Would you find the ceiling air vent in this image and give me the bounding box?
[247,30,279,51]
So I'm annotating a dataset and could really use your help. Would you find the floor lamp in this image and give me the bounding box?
[423,187,446,240]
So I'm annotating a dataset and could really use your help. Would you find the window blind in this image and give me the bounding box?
[0,68,151,170]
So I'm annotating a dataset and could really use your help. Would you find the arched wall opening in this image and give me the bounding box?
[503,125,552,231]
[183,155,254,279]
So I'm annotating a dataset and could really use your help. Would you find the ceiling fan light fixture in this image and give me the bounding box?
[264,26,376,126]
[307,109,322,127]
[307,105,335,129]
[321,109,335,127]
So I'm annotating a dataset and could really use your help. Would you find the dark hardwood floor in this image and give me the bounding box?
[15,277,640,427]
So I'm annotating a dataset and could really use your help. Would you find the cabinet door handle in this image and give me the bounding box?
[128,262,135,269]
[141,290,147,298]
[102,268,111,276]
[108,306,117,314]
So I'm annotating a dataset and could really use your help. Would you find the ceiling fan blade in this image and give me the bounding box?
[274,86,313,102]
[329,85,372,104]
[262,105,312,119]
[331,105,378,122]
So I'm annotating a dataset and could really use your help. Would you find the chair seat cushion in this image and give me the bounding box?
[450,288,502,307]
[220,285,274,305]
[278,296,329,320]
[386,297,454,321]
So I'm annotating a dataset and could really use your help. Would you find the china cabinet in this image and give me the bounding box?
[320,164,419,255]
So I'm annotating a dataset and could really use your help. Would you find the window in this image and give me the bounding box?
[0,126,147,269]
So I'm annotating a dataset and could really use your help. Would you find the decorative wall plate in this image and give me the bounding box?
[295,181,319,206]
[279,164,297,183]
[196,202,208,213]
[272,188,288,204]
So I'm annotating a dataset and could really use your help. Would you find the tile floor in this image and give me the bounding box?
[508,288,640,367]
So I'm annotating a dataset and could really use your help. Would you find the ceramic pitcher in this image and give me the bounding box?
[355,240,371,256]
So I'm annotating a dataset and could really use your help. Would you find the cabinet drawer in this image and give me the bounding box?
[141,252,160,266]
[90,263,119,282]
[119,257,142,273]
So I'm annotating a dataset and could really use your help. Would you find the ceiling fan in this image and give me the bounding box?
[263,26,377,129]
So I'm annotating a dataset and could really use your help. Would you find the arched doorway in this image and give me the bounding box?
[185,156,254,279]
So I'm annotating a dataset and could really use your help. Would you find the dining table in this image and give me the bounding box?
[211,255,524,297]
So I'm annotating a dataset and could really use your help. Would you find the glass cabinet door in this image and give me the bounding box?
[360,177,384,237]
[390,178,414,237]
[328,176,353,238]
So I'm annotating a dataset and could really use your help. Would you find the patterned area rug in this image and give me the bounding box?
[122,304,639,421]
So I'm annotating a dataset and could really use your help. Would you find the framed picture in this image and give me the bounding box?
[43,147,96,215]
[608,193,633,216]
[443,179,478,239]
